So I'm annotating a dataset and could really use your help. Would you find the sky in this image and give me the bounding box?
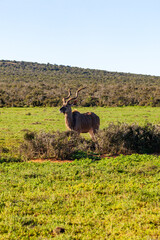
[0,0,160,76]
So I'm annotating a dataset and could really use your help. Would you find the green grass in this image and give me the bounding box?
[1,106,160,149]
[0,154,159,239]
[0,107,160,239]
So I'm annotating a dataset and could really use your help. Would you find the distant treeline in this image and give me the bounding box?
[0,60,160,107]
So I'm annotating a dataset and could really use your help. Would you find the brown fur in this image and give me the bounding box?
[60,88,100,139]
[60,107,100,139]
[72,111,100,133]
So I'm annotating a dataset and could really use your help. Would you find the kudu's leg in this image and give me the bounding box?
[89,129,96,141]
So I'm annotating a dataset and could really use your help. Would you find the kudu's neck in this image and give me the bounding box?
[65,108,73,130]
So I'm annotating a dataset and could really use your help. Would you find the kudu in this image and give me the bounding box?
[60,87,100,139]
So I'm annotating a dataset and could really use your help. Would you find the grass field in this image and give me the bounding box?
[1,106,160,149]
[0,106,160,239]
[0,154,160,239]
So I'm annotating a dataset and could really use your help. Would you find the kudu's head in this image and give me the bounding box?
[60,87,86,114]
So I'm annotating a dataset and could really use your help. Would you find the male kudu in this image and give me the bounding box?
[60,87,100,139]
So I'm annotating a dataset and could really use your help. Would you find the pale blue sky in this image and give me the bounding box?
[0,0,160,76]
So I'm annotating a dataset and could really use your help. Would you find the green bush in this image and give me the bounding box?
[96,123,160,155]
[20,131,55,159]
[20,130,94,160]
[0,155,22,163]
[20,123,160,160]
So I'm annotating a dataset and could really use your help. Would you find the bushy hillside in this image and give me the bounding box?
[0,60,160,107]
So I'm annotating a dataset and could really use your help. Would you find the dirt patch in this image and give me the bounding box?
[29,155,113,163]
[29,158,74,163]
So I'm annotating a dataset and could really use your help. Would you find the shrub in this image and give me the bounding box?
[0,155,22,163]
[50,131,95,159]
[20,123,160,160]
[20,130,95,160]
[96,123,160,155]
[20,131,55,159]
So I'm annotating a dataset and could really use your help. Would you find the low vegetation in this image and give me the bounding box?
[19,123,160,161]
[96,123,160,155]
[0,154,159,239]
[20,130,95,160]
